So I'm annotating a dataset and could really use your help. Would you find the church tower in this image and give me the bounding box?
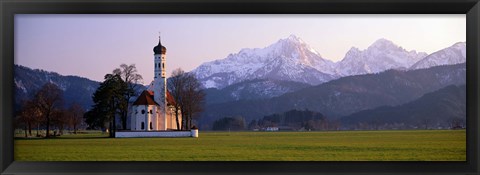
[153,34,167,130]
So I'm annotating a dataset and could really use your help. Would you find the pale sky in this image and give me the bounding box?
[15,14,465,84]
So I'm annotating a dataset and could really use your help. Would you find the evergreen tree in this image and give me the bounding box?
[85,74,128,137]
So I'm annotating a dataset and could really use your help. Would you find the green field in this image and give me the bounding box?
[14,130,466,161]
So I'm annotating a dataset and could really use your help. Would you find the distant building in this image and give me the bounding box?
[265,127,279,131]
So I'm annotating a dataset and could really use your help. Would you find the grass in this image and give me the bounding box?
[14,130,466,161]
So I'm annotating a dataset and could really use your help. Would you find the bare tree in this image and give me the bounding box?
[113,64,143,129]
[181,72,205,130]
[51,109,68,136]
[33,83,64,138]
[17,100,42,137]
[167,69,205,130]
[113,64,144,92]
[168,68,187,130]
[67,103,85,134]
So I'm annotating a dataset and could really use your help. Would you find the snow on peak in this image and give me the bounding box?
[371,38,395,46]
[234,35,313,60]
[368,38,402,51]
[410,42,466,70]
[336,38,427,76]
[274,35,323,58]
[191,34,336,89]
[452,42,466,49]
[275,35,307,50]
[192,35,464,89]
[347,47,361,54]
[285,34,304,43]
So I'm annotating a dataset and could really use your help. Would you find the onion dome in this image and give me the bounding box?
[153,35,167,55]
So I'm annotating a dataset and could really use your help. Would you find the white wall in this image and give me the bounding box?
[132,105,157,131]
[116,131,192,138]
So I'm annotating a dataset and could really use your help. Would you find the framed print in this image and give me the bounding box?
[1,0,479,174]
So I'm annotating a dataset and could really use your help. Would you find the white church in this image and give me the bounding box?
[116,35,196,137]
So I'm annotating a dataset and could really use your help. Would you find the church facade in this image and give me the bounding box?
[128,36,182,131]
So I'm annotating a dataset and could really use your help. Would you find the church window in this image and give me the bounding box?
[141,122,145,130]
[158,63,161,68]
[141,110,145,114]
[162,63,165,68]
[149,110,152,114]
[150,122,153,129]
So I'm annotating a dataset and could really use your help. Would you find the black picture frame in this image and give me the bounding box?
[1,0,479,174]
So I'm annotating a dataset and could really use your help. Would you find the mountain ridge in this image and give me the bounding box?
[410,42,466,70]
[14,64,100,110]
[192,35,465,90]
[204,78,311,105]
[198,63,466,129]
[340,84,466,130]
[335,38,428,76]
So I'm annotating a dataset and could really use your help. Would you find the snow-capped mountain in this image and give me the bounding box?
[192,35,466,90]
[335,38,428,76]
[192,35,338,89]
[410,42,466,70]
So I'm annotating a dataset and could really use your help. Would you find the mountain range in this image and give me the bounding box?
[199,63,466,128]
[192,35,465,91]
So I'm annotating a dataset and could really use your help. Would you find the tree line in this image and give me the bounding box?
[212,116,246,131]
[211,109,341,131]
[15,83,86,138]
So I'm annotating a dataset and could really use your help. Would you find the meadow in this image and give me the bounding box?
[14,130,466,161]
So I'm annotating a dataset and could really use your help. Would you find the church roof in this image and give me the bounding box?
[166,91,176,106]
[132,90,177,106]
[133,90,158,106]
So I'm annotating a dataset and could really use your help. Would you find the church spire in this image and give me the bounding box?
[153,32,166,55]
[158,32,162,46]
